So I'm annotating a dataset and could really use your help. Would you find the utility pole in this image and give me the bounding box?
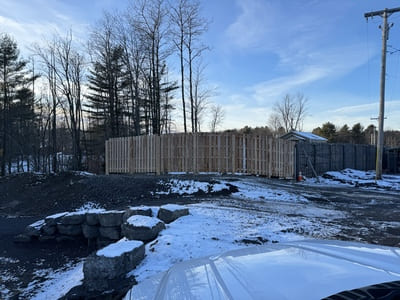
[364,7,400,180]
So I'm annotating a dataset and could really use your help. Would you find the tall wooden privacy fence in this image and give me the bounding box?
[105,133,295,178]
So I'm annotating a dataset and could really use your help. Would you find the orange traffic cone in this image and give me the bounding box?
[297,171,303,182]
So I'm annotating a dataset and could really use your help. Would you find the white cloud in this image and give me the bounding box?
[223,0,375,104]
[329,100,400,115]
[0,0,88,54]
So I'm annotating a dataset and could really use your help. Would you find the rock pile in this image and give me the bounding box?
[15,204,190,294]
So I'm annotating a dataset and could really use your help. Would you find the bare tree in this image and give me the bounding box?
[192,61,212,132]
[35,32,85,170]
[183,0,208,133]
[169,0,188,133]
[119,11,147,136]
[272,93,307,133]
[134,0,171,135]
[170,0,208,133]
[209,104,224,132]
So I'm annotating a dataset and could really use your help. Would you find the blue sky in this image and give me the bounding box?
[1,0,400,131]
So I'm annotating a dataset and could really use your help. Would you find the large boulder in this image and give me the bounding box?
[122,215,165,242]
[82,224,100,239]
[42,223,57,236]
[60,212,86,225]
[83,239,145,291]
[98,211,124,227]
[45,212,68,226]
[99,226,121,240]
[123,206,153,222]
[24,219,45,237]
[57,224,82,236]
[157,204,189,224]
[86,213,100,226]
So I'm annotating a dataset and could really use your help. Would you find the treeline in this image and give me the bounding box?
[312,122,400,147]
[0,0,215,175]
[224,124,400,148]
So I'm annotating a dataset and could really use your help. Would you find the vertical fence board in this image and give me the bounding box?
[106,133,295,178]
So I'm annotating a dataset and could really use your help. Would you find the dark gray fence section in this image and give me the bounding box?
[295,143,377,177]
[385,148,400,174]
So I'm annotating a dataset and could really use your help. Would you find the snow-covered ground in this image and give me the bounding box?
[305,168,400,190]
[4,169,400,299]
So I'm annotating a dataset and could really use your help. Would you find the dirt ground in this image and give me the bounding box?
[0,172,234,218]
[0,172,399,299]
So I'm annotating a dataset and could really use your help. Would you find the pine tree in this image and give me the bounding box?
[0,34,32,175]
[86,45,129,158]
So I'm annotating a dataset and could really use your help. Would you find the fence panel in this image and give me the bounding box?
[295,142,377,177]
[105,133,295,178]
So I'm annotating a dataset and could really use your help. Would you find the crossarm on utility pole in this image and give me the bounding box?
[365,7,400,18]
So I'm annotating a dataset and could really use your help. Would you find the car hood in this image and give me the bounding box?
[124,240,400,300]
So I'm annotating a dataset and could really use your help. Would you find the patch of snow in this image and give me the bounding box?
[23,262,84,300]
[97,238,143,258]
[74,202,105,213]
[0,256,19,264]
[46,212,68,220]
[157,179,230,195]
[307,169,400,190]
[129,203,307,283]
[126,215,162,228]
[228,181,308,203]
[211,182,230,192]
[98,210,125,214]
[74,171,95,176]
[160,204,187,211]
[29,219,45,230]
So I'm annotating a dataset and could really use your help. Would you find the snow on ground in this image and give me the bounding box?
[12,175,358,299]
[21,261,84,300]
[227,180,309,202]
[305,169,400,190]
[129,202,342,283]
[155,179,230,195]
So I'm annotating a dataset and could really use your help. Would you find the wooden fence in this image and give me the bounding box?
[105,133,295,178]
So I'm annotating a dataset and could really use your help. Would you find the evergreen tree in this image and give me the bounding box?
[0,34,33,175]
[86,45,129,157]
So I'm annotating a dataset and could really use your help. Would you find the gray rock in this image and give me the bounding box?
[123,207,152,222]
[99,226,121,240]
[83,239,145,291]
[86,213,99,226]
[157,204,189,224]
[98,211,124,227]
[45,212,68,226]
[42,224,57,236]
[57,224,82,236]
[60,213,86,225]
[14,234,32,243]
[122,215,165,242]
[82,224,99,239]
[25,220,45,237]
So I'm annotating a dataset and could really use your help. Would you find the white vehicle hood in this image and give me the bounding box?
[124,240,400,300]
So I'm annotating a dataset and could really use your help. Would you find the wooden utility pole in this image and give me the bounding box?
[364,7,400,180]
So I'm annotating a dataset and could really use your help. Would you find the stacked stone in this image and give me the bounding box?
[83,238,145,291]
[15,204,189,249]
[16,204,191,295]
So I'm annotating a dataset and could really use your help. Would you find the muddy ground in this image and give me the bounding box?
[0,172,399,299]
